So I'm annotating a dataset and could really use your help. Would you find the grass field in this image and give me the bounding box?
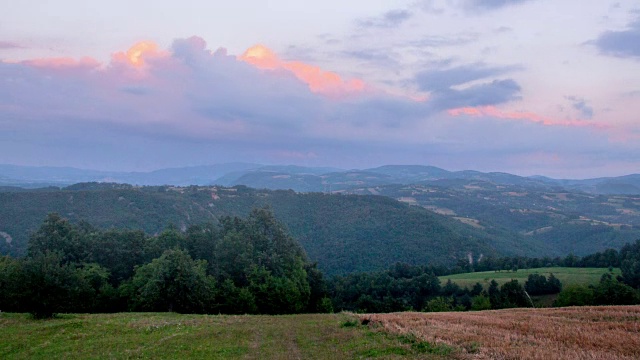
[439,267,620,289]
[361,306,640,360]
[0,312,452,359]
[2,306,639,359]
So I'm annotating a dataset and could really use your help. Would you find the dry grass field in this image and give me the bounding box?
[360,306,640,360]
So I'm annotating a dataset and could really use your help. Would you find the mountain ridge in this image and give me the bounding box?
[2,163,639,195]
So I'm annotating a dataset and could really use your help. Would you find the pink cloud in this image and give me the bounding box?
[111,41,169,68]
[0,41,24,49]
[239,44,365,97]
[448,106,610,129]
[21,56,100,70]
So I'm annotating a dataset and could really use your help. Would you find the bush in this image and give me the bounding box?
[470,294,492,311]
[554,285,594,307]
[125,248,215,313]
[424,297,453,312]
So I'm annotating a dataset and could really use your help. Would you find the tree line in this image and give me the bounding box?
[1,211,640,318]
[451,243,640,283]
[0,209,331,318]
[328,263,559,313]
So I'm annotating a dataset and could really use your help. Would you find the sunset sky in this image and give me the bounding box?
[1,0,639,178]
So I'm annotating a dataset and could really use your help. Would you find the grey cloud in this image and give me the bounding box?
[624,90,640,97]
[120,86,152,96]
[430,79,522,110]
[0,41,24,49]
[495,26,513,33]
[358,9,412,28]
[410,33,479,48]
[415,64,520,91]
[342,49,398,67]
[463,0,534,11]
[593,18,640,59]
[566,96,594,119]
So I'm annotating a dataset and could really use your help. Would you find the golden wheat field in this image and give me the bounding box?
[360,306,640,360]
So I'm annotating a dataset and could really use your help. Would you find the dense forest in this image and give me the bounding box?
[1,212,639,318]
[0,184,523,274]
[3,183,639,276]
[0,210,331,318]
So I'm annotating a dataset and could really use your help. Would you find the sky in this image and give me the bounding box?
[1,0,639,178]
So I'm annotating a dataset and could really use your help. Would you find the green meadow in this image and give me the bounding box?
[439,267,621,289]
[0,312,451,360]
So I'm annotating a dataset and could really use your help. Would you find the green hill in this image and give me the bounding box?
[1,183,637,275]
[0,184,539,275]
[440,267,621,288]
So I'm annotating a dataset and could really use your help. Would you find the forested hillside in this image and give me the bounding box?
[1,182,638,275]
[0,184,521,275]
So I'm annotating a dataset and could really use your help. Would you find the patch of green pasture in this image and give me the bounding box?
[0,312,455,359]
[439,267,620,289]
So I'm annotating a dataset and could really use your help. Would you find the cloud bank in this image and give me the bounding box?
[0,36,636,177]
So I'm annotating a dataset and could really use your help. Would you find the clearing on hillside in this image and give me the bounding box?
[439,267,620,288]
[361,305,640,359]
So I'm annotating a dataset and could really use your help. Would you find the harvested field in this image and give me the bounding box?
[360,306,640,360]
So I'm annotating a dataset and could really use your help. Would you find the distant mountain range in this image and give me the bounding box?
[2,163,639,195]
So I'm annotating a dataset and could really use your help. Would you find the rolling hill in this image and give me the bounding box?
[0,184,538,275]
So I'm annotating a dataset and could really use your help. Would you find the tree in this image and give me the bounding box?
[524,273,547,295]
[0,256,22,312]
[424,297,453,312]
[18,252,94,318]
[28,213,90,264]
[216,279,257,314]
[500,280,529,308]
[471,294,491,311]
[125,248,215,313]
[554,285,594,307]
[525,273,562,295]
[488,280,501,309]
[144,225,186,262]
[247,265,310,314]
[619,240,640,289]
[470,282,484,297]
[592,274,639,305]
[90,229,146,285]
[547,273,562,293]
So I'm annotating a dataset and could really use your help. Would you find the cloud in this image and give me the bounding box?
[415,64,520,91]
[341,48,398,67]
[0,41,24,49]
[239,44,366,97]
[357,9,412,28]
[430,79,521,109]
[624,90,640,97]
[448,105,605,128]
[462,0,534,11]
[413,63,522,110]
[593,17,640,59]
[565,96,594,119]
[21,57,100,70]
[409,33,479,48]
[0,36,636,177]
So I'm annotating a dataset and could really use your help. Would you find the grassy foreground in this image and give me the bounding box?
[0,312,451,359]
[439,266,620,288]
